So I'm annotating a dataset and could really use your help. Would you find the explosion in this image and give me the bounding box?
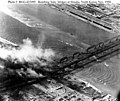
[0,38,55,78]
[0,38,55,65]
[0,38,57,99]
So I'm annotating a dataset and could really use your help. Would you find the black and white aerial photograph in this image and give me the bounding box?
[0,0,120,100]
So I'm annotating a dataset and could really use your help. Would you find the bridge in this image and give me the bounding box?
[50,35,120,78]
[0,35,119,100]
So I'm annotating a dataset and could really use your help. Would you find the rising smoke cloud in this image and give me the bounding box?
[0,38,55,68]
